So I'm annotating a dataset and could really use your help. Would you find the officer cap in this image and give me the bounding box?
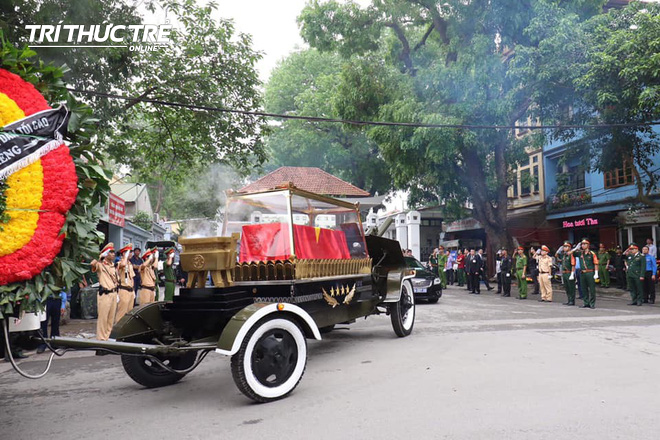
[629,242,639,249]
[581,238,590,245]
[563,241,572,247]
[118,243,133,254]
[101,242,115,254]
[165,247,175,255]
[142,248,155,260]
[517,246,524,251]
[541,245,550,252]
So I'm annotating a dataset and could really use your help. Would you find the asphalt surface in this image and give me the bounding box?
[1,283,659,440]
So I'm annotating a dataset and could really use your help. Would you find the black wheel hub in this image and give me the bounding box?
[251,329,298,387]
[401,290,413,316]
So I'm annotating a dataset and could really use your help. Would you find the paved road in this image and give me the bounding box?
[1,285,659,440]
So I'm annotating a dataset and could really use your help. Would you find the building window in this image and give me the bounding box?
[520,169,531,196]
[604,160,635,189]
[532,165,539,192]
[568,166,585,190]
[421,219,442,227]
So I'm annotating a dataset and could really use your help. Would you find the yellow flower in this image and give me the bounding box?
[0,93,45,256]
[0,92,25,125]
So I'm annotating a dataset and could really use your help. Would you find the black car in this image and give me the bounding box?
[404,256,442,303]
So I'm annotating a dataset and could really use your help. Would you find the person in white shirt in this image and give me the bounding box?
[646,238,657,259]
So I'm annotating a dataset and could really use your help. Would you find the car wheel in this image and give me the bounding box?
[391,280,415,337]
[231,317,307,403]
[121,352,196,388]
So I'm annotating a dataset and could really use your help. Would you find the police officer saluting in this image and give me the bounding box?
[558,241,576,306]
[535,245,554,302]
[115,243,135,323]
[163,247,176,302]
[90,243,118,341]
[625,243,644,306]
[139,247,158,305]
[578,239,599,309]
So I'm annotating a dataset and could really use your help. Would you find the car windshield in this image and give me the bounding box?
[404,256,426,270]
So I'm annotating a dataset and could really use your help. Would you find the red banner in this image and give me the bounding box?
[107,193,125,227]
[239,223,350,262]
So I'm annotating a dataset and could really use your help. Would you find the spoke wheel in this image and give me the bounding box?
[231,317,307,403]
[391,280,415,337]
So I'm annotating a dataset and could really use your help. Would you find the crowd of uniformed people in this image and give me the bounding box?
[427,238,657,310]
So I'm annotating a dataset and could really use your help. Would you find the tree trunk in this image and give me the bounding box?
[459,145,514,252]
[154,180,164,215]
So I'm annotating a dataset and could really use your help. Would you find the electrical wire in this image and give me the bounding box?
[2,319,58,379]
[65,87,660,131]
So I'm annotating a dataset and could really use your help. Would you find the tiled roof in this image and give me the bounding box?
[239,167,370,197]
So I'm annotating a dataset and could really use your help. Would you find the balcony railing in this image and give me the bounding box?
[546,187,592,211]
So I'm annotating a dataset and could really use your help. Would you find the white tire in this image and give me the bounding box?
[231,317,307,402]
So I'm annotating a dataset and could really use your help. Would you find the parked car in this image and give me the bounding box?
[404,256,442,303]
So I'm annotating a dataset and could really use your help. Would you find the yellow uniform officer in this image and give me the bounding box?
[115,243,136,323]
[536,245,554,302]
[91,243,118,341]
[139,247,158,305]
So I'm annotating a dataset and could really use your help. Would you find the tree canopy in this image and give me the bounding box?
[264,49,392,195]
[521,2,660,208]
[297,0,608,248]
[0,0,145,121]
[107,0,267,213]
[2,0,268,217]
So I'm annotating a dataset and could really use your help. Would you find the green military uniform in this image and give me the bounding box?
[429,254,439,276]
[579,246,598,308]
[163,247,176,302]
[438,252,448,289]
[516,252,528,299]
[597,249,611,288]
[561,246,576,305]
[626,244,644,306]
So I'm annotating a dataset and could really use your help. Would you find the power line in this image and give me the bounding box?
[65,87,660,131]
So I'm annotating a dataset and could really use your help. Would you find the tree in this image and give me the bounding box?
[106,0,267,214]
[264,49,392,195]
[524,2,660,209]
[298,0,606,250]
[0,0,146,122]
[132,210,153,231]
[1,1,268,215]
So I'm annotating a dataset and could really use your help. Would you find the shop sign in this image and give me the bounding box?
[562,217,599,229]
[444,218,483,233]
[617,208,660,225]
[105,193,126,227]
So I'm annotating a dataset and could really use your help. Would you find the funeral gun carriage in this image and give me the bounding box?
[38,186,416,402]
